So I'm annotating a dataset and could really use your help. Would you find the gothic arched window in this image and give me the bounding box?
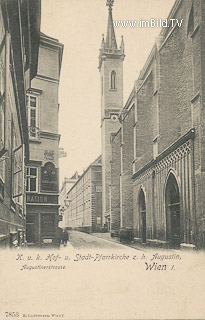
[111,70,116,90]
[139,189,146,243]
[165,172,181,248]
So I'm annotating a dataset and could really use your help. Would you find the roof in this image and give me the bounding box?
[105,7,117,50]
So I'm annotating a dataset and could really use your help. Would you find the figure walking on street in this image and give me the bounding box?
[62,229,69,246]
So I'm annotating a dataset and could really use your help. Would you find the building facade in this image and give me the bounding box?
[58,172,79,228]
[61,156,102,233]
[0,0,41,249]
[25,33,63,247]
[107,0,205,249]
[98,0,125,230]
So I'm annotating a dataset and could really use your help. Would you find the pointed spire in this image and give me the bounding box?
[98,0,125,70]
[105,0,117,50]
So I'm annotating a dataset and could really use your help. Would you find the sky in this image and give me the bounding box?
[41,0,175,186]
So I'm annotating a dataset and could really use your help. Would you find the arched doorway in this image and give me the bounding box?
[165,173,181,248]
[139,189,146,243]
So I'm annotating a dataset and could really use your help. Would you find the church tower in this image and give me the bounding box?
[99,0,125,229]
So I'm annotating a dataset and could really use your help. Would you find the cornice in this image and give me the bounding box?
[40,131,60,141]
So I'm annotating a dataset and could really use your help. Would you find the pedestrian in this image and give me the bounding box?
[57,227,63,247]
[62,229,69,246]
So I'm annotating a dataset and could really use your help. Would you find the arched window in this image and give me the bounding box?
[111,70,116,90]
[165,173,180,248]
[139,189,146,243]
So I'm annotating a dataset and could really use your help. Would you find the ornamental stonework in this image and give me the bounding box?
[135,141,191,184]
[155,141,191,173]
[44,150,55,161]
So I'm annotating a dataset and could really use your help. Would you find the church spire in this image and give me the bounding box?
[98,0,125,70]
[105,0,117,49]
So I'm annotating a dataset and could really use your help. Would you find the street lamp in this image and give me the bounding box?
[64,197,71,208]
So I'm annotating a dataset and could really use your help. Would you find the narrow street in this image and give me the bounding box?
[60,230,142,251]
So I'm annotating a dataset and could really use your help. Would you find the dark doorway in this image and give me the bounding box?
[26,214,35,243]
[139,189,146,243]
[165,173,181,249]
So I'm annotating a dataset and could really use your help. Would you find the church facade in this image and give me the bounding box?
[101,0,205,249]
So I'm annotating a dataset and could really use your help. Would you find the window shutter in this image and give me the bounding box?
[13,145,23,199]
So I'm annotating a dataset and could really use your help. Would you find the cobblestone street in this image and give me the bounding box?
[59,230,143,251]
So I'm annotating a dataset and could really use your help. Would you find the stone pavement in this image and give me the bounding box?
[91,232,181,252]
[91,232,148,251]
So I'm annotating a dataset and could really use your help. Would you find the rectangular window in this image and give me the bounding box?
[26,94,39,139]
[11,120,24,205]
[26,167,38,192]
[93,171,102,181]
[96,186,102,192]
[153,139,158,159]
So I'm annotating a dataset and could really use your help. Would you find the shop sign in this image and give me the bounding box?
[26,193,58,204]
[41,162,58,192]
[43,239,53,244]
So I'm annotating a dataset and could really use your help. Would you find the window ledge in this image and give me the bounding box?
[26,191,38,193]
[29,139,41,144]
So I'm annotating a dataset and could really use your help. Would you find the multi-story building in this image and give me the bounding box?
[0,0,41,249]
[108,0,205,249]
[61,156,102,233]
[25,33,63,247]
[98,0,125,230]
[58,172,79,228]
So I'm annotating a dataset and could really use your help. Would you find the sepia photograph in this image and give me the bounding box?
[0,0,205,319]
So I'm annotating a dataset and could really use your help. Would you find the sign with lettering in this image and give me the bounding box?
[41,162,58,192]
[43,239,53,244]
[26,194,58,204]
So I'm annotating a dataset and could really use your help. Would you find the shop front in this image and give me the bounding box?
[26,193,60,247]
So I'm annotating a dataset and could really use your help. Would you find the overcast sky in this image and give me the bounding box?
[41,0,175,185]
